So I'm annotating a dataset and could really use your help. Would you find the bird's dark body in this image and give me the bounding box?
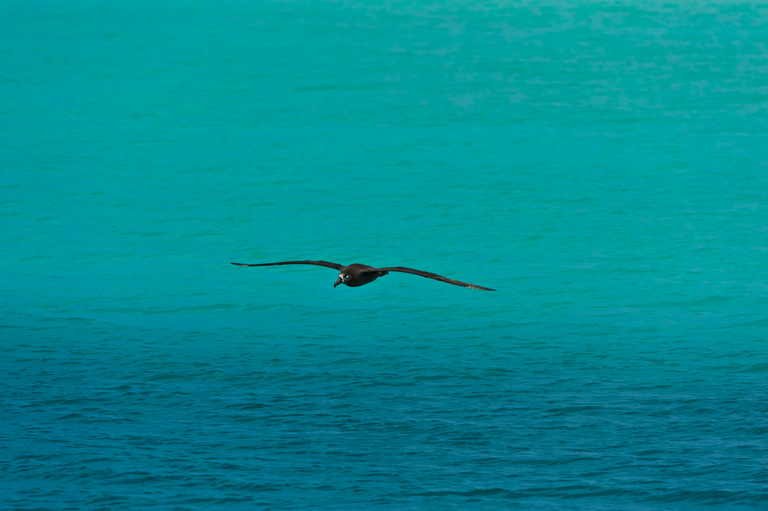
[340,264,388,287]
[231,259,495,291]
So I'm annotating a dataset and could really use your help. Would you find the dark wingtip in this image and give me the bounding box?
[469,284,496,291]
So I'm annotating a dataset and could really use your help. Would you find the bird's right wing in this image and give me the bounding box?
[231,260,344,270]
[362,266,496,291]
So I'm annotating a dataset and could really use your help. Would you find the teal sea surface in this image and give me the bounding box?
[2,1,768,509]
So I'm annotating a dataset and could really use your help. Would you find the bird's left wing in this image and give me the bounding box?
[231,260,344,270]
[362,266,496,291]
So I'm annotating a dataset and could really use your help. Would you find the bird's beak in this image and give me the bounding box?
[333,277,342,288]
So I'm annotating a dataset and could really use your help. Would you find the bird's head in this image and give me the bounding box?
[334,273,352,288]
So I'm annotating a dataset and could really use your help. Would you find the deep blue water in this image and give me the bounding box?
[2,1,768,509]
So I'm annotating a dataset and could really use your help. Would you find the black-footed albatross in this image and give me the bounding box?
[231,260,496,291]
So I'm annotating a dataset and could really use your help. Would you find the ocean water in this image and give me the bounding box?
[2,0,768,509]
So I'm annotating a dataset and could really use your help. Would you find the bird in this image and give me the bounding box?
[231,260,496,291]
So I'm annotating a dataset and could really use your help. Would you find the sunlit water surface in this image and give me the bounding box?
[2,1,767,509]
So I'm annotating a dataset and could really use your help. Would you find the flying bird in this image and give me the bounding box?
[231,260,496,291]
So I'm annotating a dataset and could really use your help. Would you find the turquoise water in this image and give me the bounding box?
[2,1,768,509]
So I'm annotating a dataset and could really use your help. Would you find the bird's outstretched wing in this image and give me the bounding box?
[362,266,496,291]
[231,260,344,270]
